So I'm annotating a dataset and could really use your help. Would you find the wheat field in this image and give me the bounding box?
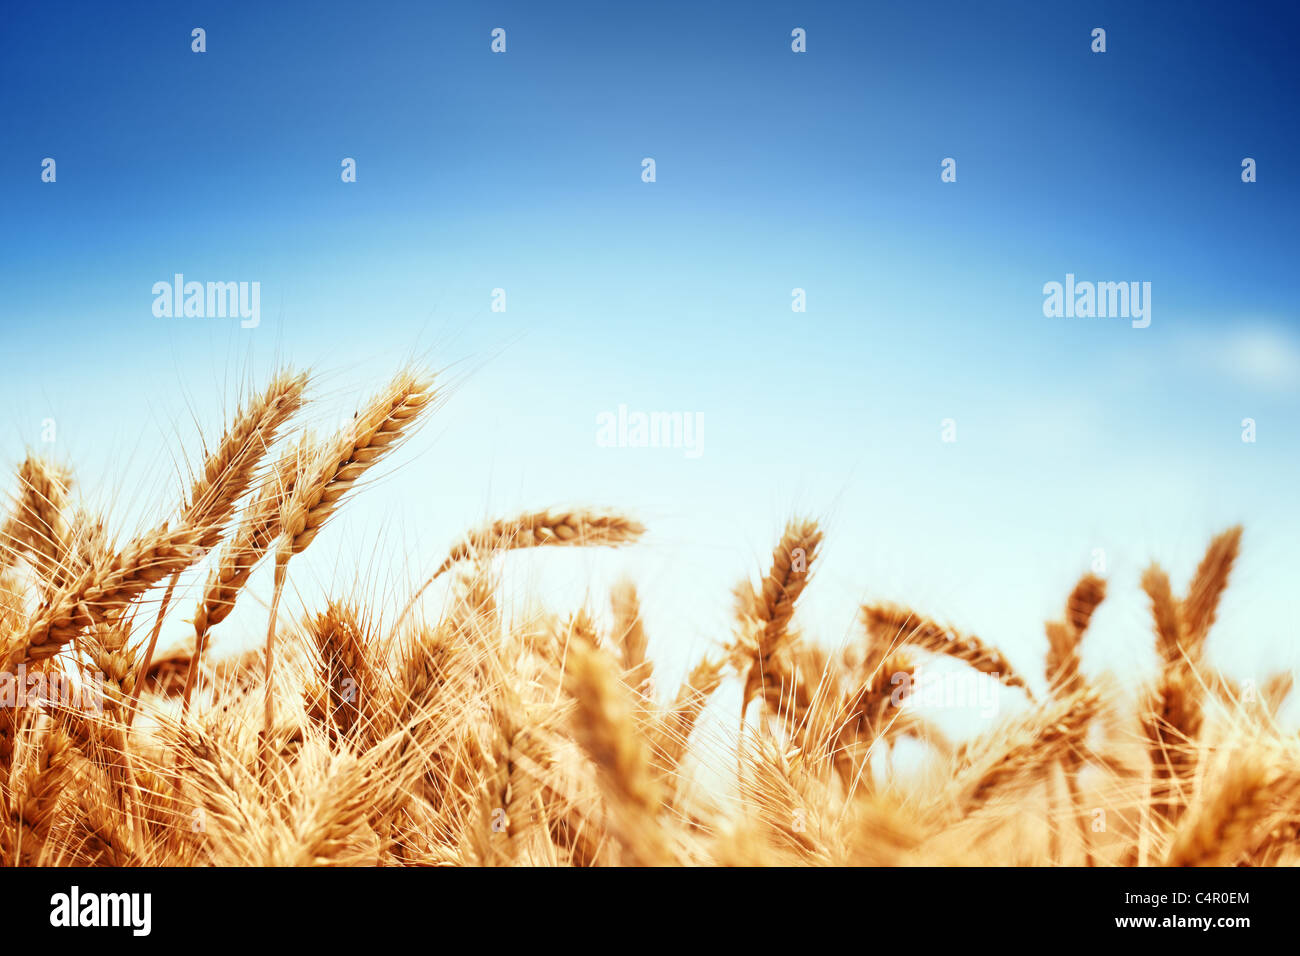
[0,366,1293,867]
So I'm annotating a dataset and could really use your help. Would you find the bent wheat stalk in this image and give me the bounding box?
[863,603,1033,698]
[394,508,645,634]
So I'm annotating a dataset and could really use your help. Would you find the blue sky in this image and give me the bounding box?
[2,1,1298,715]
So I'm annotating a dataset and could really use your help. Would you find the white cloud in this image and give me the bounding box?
[1220,326,1300,389]
[1175,321,1300,392]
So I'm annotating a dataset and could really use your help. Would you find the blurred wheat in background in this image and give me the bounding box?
[0,367,1293,866]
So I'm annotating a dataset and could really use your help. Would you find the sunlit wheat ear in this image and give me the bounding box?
[8,521,205,673]
[441,509,645,576]
[0,456,72,587]
[182,442,306,715]
[862,603,1033,698]
[562,624,668,865]
[731,517,823,716]
[158,722,270,865]
[946,685,1100,815]
[1143,664,1205,824]
[134,370,307,721]
[49,507,110,594]
[305,601,376,742]
[179,369,311,552]
[610,578,652,693]
[1141,564,1184,665]
[4,725,74,865]
[1043,573,1105,864]
[1065,572,1106,635]
[738,733,831,863]
[1165,751,1289,866]
[1140,527,1240,828]
[652,653,725,787]
[1046,572,1105,696]
[396,509,646,634]
[1140,560,1195,825]
[277,370,436,558]
[822,650,920,787]
[842,792,930,866]
[72,785,141,867]
[262,370,436,756]
[1181,525,1241,653]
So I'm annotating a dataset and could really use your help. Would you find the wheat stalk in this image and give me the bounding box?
[863,603,1033,698]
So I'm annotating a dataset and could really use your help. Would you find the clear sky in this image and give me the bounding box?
[2,1,1298,720]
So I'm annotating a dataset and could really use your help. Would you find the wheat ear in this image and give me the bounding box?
[133,370,306,722]
[0,456,72,586]
[263,371,435,749]
[1141,528,1240,826]
[563,625,668,865]
[653,654,726,786]
[736,518,823,715]
[1044,572,1106,865]
[181,444,304,714]
[1166,753,1287,866]
[7,522,203,672]
[610,579,652,693]
[395,509,645,634]
[862,603,1033,698]
[949,686,1100,814]
[1181,525,1241,653]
